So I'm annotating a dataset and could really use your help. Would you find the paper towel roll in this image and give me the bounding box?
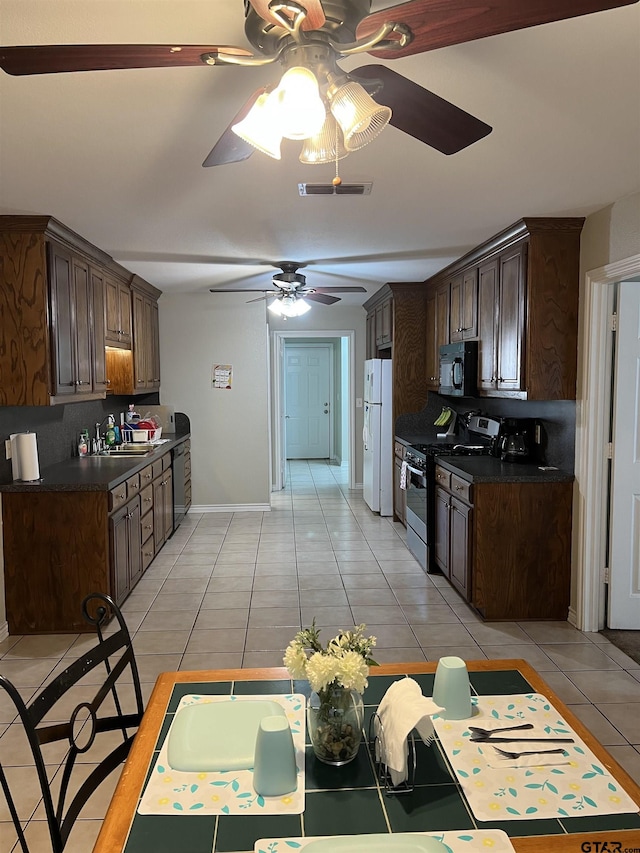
[15,432,40,481]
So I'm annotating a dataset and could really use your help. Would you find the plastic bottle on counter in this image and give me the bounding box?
[105,415,117,447]
[78,430,89,457]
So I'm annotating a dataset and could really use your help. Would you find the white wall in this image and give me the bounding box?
[158,292,271,509]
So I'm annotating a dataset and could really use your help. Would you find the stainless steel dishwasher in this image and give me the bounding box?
[172,442,186,531]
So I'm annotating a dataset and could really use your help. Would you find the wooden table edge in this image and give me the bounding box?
[92,660,640,853]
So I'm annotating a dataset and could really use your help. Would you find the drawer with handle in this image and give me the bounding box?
[139,464,154,486]
[451,474,472,503]
[434,466,451,490]
[109,483,128,512]
[140,484,154,513]
[141,509,154,545]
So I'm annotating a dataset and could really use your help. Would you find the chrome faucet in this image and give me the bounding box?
[94,415,115,452]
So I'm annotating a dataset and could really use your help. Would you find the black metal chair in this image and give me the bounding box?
[0,592,144,853]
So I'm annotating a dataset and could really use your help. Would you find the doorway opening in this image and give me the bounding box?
[271,330,355,493]
[576,253,640,632]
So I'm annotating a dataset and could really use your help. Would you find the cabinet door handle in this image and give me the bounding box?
[455,485,463,491]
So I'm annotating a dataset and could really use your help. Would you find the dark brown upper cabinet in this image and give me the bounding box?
[427,217,584,400]
[0,215,163,405]
[105,271,133,348]
[0,216,113,405]
[450,268,478,342]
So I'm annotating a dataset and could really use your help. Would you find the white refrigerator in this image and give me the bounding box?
[363,358,393,516]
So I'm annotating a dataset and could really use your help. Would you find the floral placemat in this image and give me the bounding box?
[138,693,305,816]
[254,829,516,851]
[433,693,639,822]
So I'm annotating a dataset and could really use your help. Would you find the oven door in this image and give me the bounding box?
[405,464,427,542]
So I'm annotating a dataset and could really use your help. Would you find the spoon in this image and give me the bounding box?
[468,723,533,737]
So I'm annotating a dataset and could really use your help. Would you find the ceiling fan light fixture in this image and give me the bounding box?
[273,66,326,141]
[268,294,312,317]
[231,91,282,159]
[329,80,392,151]
[299,113,349,165]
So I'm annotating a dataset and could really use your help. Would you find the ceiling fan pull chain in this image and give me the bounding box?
[332,120,342,188]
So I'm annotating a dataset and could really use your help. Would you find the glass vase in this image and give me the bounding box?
[307,684,364,765]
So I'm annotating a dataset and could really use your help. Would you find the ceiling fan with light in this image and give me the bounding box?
[210,261,367,317]
[1,0,636,169]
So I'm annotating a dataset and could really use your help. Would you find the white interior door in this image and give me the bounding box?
[285,344,332,459]
[608,281,640,628]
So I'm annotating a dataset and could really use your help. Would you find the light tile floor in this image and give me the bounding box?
[2,458,640,850]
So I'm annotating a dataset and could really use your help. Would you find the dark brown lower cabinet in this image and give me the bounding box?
[434,475,472,600]
[153,468,173,553]
[1,452,177,633]
[433,466,572,620]
[110,497,142,606]
[449,496,472,600]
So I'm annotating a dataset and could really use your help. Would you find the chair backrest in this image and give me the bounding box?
[0,592,144,853]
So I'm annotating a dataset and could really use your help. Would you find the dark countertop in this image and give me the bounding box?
[0,432,190,494]
[434,454,574,484]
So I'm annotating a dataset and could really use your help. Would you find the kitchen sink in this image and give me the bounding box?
[97,445,154,456]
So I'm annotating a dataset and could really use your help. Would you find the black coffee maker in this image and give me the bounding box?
[495,418,538,463]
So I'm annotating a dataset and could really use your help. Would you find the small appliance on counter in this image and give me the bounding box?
[494,417,538,463]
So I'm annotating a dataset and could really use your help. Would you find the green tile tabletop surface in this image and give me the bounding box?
[119,671,640,853]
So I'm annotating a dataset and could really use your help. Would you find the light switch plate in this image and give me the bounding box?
[356,398,363,408]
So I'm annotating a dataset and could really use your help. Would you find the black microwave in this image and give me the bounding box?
[439,341,478,397]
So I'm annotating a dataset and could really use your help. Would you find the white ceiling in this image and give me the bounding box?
[1,1,639,308]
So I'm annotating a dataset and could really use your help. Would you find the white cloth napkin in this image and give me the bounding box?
[375,677,443,786]
[400,460,408,490]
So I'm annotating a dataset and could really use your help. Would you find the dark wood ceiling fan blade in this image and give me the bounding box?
[209,288,278,294]
[202,88,268,167]
[305,293,341,305]
[311,286,368,293]
[248,0,326,30]
[356,0,639,59]
[352,65,491,154]
[246,293,280,303]
[0,44,252,75]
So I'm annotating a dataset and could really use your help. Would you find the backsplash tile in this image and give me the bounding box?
[396,392,576,471]
[0,394,160,484]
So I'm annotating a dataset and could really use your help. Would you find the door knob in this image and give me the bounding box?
[324,409,328,414]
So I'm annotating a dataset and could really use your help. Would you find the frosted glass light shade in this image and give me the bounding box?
[329,80,391,151]
[274,66,326,141]
[232,91,282,159]
[299,113,349,164]
[268,295,312,317]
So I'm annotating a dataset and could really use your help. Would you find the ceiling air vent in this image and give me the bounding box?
[298,182,373,196]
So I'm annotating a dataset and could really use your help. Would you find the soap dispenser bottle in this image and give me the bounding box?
[105,415,117,447]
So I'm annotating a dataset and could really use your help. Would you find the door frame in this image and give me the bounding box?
[576,252,640,631]
[271,330,356,492]
[284,341,334,461]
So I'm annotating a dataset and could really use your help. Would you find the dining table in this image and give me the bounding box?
[92,659,640,853]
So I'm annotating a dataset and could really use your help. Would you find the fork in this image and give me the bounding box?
[493,746,569,759]
[468,723,533,737]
